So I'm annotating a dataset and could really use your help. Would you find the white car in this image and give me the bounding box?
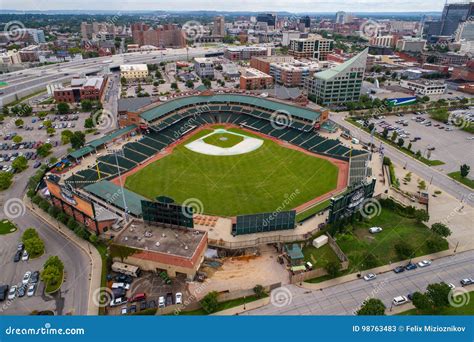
[21,250,29,261]
[175,292,183,305]
[392,295,409,306]
[8,286,17,300]
[111,282,130,290]
[417,260,432,267]
[447,283,456,290]
[27,283,36,297]
[22,271,31,285]
[158,296,165,308]
[369,227,383,234]
[121,307,128,315]
[109,297,127,307]
[363,273,376,281]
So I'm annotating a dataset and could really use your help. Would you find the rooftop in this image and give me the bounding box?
[120,64,148,72]
[115,222,206,259]
[314,48,368,81]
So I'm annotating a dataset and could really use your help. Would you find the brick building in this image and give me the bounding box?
[53,76,106,103]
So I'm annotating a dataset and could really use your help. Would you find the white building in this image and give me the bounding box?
[120,64,149,80]
[281,31,302,46]
[194,57,214,79]
[0,50,21,65]
[370,35,394,48]
[396,38,426,53]
[400,80,447,95]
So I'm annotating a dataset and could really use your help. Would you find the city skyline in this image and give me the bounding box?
[2,0,457,13]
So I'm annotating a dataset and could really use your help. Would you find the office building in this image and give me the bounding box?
[224,46,270,61]
[120,64,149,80]
[194,57,214,79]
[440,2,474,37]
[0,50,21,65]
[131,23,185,48]
[239,68,273,90]
[396,38,427,53]
[53,76,107,103]
[400,79,447,95]
[256,13,277,28]
[305,49,368,106]
[213,16,225,36]
[288,35,334,60]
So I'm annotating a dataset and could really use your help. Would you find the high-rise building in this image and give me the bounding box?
[440,2,474,36]
[131,23,185,48]
[213,16,225,36]
[335,11,348,24]
[305,48,368,106]
[301,16,311,28]
[81,22,93,39]
[256,13,277,28]
[288,35,334,60]
[15,28,45,44]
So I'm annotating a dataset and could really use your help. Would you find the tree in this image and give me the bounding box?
[44,255,64,272]
[460,164,470,178]
[407,142,412,151]
[22,227,39,242]
[397,138,404,147]
[109,244,137,262]
[417,180,427,190]
[185,79,194,88]
[61,130,74,144]
[363,252,378,269]
[412,292,432,311]
[12,156,28,172]
[414,209,429,223]
[394,240,414,260]
[200,291,219,314]
[15,119,24,127]
[12,135,23,144]
[382,128,389,139]
[120,76,127,85]
[431,223,451,238]
[426,238,445,253]
[41,265,61,286]
[37,143,53,157]
[84,117,94,129]
[357,298,386,315]
[426,283,451,310]
[202,78,211,88]
[0,171,13,190]
[253,285,266,299]
[81,100,93,112]
[57,102,70,114]
[391,131,398,142]
[24,237,45,258]
[43,120,52,128]
[170,82,178,90]
[415,150,422,158]
[46,127,56,136]
[325,261,341,277]
[70,131,86,149]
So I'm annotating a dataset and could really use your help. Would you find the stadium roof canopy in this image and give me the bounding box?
[140,94,321,123]
[68,125,136,160]
[84,180,147,216]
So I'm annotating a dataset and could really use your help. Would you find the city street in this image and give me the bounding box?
[246,250,474,315]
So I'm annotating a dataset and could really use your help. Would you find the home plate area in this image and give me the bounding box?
[184,128,264,156]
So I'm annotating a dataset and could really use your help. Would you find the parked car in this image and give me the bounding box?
[111,282,130,290]
[109,297,128,307]
[363,273,376,281]
[148,300,157,309]
[139,301,147,311]
[369,227,383,234]
[7,286,17,300]
[13,250,22,262]
[0,285,9,301]
[128,305,137,313]
[158,296,165,308]
[392,295,409,306]
[393,266,405,273]
[17,243,24,251]
[115,274,133,283]
[111,288,127,298]
[417,260,432,268]
[405,263,417,271]
[131,293,146,302]
[175,292,183,305]
[21,250,29,261]
[166,292,173,306]
[27,284,36,297]
[22,271,31,285]
[121,307,128,315]
[460,278,474,286]
[33,161,41,168]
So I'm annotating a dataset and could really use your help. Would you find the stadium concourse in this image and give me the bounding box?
[49,92,369,246]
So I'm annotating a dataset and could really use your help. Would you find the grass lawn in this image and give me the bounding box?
[399,292,474,315]
[0,220,17,234]
[296,199,331,222]
[302,243,340,269]
[202,132,244,148]
[126,127,339,216]
[336,207,449,273]
[448,171,474,190]
[179,294,267,315]
[44,270,64,294]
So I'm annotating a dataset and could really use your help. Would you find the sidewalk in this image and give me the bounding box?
[211,297,270,316]
[298,248,466,291]
[24,195,102,315]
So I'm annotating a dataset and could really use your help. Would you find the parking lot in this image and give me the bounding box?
[106,271,188,315]
[370,112,474,174]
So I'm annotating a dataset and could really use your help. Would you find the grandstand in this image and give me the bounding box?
[63,94,367,218]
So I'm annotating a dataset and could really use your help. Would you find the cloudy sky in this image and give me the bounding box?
[4,0,448,12]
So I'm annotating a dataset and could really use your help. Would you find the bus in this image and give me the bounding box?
[111,262,141,277]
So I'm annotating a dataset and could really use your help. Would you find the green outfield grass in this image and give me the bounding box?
[203,132,244,148]
[125,127,339,216]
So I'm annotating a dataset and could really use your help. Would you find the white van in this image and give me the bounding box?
[351,138,360,145]
[392,296,408,306]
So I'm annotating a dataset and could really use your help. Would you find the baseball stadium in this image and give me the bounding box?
[47,92,369,247]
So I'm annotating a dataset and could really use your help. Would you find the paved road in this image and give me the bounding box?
[330,113,474,207]
[246,250,474,315]
[0,144,92,315]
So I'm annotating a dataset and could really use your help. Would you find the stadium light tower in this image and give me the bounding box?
[110,149,129,222]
